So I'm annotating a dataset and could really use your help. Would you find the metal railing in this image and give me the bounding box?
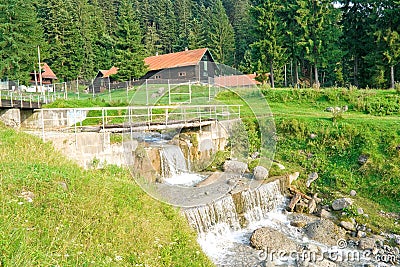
[36,104,242,142]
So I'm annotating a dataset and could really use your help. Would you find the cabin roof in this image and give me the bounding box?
[99,66,119,78]
[144,48,210,71]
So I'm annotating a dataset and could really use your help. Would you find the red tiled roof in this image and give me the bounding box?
[214,74,261,87]
[100,66,119,78]
[40,63,57,80]
[144,48,209,71]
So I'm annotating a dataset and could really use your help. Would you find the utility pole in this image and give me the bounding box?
[38,46,43,95]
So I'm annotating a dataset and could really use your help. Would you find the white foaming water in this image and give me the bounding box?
[160,145,189,178]
[164,173,206,186]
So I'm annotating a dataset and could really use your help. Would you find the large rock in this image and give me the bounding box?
[253,166,269,180]
[332,198,353,211]
[305,219,346,246]
[250,227,297,251]
[223,160,248,175]
[340,221,355,231]
[358,238,377,250]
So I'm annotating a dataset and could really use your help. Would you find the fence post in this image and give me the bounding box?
[168,79,171,105]
[189,81,192,104]
[41,109,45,142]
[145,79,149,105]
[76,78,80,100]
[108,77,111,102]
[92,79,95,98]
[126,81,129,103]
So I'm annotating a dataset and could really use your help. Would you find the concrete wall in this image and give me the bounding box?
[0,108,21,128]
[43,131,136,169]
[21,109,88,130]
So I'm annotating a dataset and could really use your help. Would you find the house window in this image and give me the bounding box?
[155,75,161,79]
[179,72,186,77]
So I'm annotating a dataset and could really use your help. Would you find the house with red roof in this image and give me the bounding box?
[142,48,216,82]
[30,63,57,86]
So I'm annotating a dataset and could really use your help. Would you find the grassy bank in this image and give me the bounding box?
[215,87,399,234]
[0,125,212,266]
[264,88,400,234]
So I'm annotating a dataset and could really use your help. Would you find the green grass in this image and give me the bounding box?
[215,87,400,234]
[0,125,213,266]
[262,88,400,234]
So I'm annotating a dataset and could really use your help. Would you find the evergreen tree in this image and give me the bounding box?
[0,0,46,83]
[203,0,235,65]
[174,0,193,50]
[114,0,147,80]
[295,0,342,87]
[249,0,286,88]
[40,0,86,80]
[188,18,207,50]
[339,0,378,87]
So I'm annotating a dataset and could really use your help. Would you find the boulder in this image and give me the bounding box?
[357,231,367,238]
[350,190,357,197]
[332,198,353,211]
[357,208,364,215]
[250,227,297,251]
[320,209,335,219]
[305,219,346,246]
[306,172,319,187]
[253,166,269,180]
[358,238,377,250]
[340,221,355,231]
[223,160,248,175]
[358,154,369,165]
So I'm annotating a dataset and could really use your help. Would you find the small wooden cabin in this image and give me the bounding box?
[142,48,216,83]
[90,66,119,93]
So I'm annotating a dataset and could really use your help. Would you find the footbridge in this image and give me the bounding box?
[24,104,241,140]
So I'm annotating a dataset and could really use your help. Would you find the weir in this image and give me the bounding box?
[183,180,284,234]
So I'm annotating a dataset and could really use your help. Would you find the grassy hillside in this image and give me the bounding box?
[266,88,400,233]
[215,88,400,234]
[0,125,212,266]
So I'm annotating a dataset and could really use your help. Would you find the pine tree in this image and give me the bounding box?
[295,0,342,87]
[249,0,287,88]
[114,0,147,81]
[174,0,193,50]
[204,0,235,65]
[0,0,46,83]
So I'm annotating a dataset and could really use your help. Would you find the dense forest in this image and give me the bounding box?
[0,0,399,88]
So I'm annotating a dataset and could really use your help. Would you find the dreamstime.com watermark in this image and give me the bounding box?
[257,239,399,265]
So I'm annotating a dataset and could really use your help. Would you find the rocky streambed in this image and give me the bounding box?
[187,167,400,267]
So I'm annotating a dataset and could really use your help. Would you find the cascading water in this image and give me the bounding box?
[184,194,241,233]
[160,144,188,177]
[183,180,287,266]
[241,180,284,223]
[160,144,206,186]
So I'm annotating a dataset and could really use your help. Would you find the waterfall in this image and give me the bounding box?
[241,180,284,224]
[183,179,284,234]
[160,144,205,186]
[160,145,189,178]
[184,194,241,233]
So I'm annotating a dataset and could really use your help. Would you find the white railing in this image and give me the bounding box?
[36,104,242,141]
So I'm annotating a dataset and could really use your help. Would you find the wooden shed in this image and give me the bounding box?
[142,48,215,83]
